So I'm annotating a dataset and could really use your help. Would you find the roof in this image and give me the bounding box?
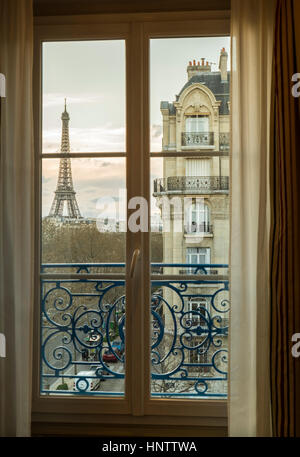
[160,72,230,116]
[177,72,230,115]
[160,101,176,115]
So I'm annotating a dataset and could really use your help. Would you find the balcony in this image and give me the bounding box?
[182,131,214,147]
[184,222,213,234]
[181,132,230,151]
[40,263,229,398]
[153,176,229,195]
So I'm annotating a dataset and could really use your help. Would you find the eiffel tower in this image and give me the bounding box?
[49,100,82,219]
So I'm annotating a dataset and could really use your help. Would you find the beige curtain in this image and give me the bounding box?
[0,1,34,436]
[229,0,276,436]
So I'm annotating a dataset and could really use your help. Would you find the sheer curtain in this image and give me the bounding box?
[0,0,34,437]
[229,0,276,436]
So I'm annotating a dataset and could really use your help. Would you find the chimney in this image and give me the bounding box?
[219,47,228,82]
[187,58,211,80]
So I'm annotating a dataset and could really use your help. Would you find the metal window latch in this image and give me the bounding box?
[129,248,140,278]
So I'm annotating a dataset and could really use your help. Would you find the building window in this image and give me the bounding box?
[185,115,209,133]
[185,158,211,177]
[185,200,211,233]
[189,338,209,366]
[186,247,211,274]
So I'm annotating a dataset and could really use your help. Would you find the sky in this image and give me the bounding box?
[42,37,230,219]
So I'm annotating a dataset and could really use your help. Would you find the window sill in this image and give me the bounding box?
[31,405,228,437]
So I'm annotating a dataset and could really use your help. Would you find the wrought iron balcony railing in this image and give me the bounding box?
[181,131,230,150]
[40,263,229,398]
[184,222,213,234]
[182,132,214,147]
[153,176,229,194]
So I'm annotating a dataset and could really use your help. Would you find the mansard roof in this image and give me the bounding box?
[177,72,230,115]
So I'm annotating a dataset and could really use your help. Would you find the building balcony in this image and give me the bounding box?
[182,131,214,147]
[181,132,230,151]
[184,222,213,234]
[40,262,229,398]
[153,176,229,195]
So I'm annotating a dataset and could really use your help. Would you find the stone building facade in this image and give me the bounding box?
[152,48,230,395]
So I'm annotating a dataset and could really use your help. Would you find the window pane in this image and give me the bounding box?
[42,40,126,153]
[150,36,230,398]
[42,158,126,264]
[41,158,126,396]
[150,37,230,152]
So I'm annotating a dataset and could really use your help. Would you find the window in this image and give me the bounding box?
[185,158,211,177]
[33,11,230,435]
[185,115,209,133]
[186,298,208,326]
[189,339,209,370]
[186,247,211,265]
[185,200,211,233]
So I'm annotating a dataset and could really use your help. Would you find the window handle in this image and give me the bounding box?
[129,248,141,278]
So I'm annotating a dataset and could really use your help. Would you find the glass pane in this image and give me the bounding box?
[42,158,126,264]
[150,37,230,152]
[41,158,126,396]
[42,40,125,153]
[150,36,230,398]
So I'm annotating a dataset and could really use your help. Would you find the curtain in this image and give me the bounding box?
[229,0,276,436]
[270,0,300,437]
[0,1,34,437]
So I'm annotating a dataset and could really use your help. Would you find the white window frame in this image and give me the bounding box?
[186,247,211,265]
[185,115,210,133]
[32,10,229,436]
[186,200,210,233]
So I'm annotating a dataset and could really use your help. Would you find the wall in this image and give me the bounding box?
[33,0,230,16]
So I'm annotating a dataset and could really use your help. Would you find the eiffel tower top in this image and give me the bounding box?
[60,98,70,154]
[61,97,70,121]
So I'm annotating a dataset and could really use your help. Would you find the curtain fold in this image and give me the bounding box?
[229,0,276,437]
[270,0,300,437]
[0,0,34,437]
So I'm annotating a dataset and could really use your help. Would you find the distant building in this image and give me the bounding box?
[96,218,126,233]
[154,48,230,269]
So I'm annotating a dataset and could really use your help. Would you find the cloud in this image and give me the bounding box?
[42,126,126,153]
[43,93,104,109]
[41,126,164,217]
[43,124,163,153]
[151,124,162,138]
